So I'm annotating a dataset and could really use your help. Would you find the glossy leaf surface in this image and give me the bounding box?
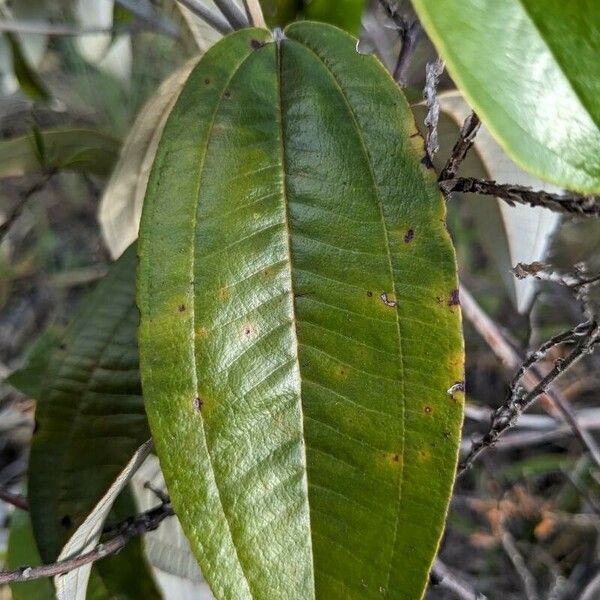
[24,245,149,563]
[138,23,464,600]
[412,0,600,193]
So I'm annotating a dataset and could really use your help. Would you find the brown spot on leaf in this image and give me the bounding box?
[196,326,208,338]
[392,454,400,462]
[366,291,373,297]
[243,324,255,337]
[224,90,231,99]
[250,39,265,50]
[59,343,67,351]
[193,397,203,412]
[178,304,186,312]
[448,288,460,306]
[404,228,415,243]
[204,78,210,85]
[218,287,230,300]
[380,292,397,308]
[424,405,433,414]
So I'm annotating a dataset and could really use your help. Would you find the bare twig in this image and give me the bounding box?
[499,528,540,600]
[0,170,55,245]
[0,500,174,584]
[438,112,481,181]
[423,58,444,164]
[431,559,487,600]
[460,318,599,474]
[175,0,233,34]
[578,571,600,600]
[0,19,168,37]
[440,177,600,216]
[459,286,600,472]
[376,1,421,87]
[0,487,28,511]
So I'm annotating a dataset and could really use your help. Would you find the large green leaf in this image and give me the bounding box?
[19,245,149,564]
[0,128,120,179]
[138,23,464,600]
[411,0,600,194]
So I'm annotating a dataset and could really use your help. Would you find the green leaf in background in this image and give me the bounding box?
[7,508,54,600]
[302,0,367,34]
[12,244,148,565]
[411,0,600,193]
[0,128,120,179]
[6,327,63,399]
[260,0,366,32]
[259,0,302,27]
[4,32,49,102]
[138,23,464,600]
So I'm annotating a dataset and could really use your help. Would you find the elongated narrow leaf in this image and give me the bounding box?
[138,23,464,599]
[0,128,120,179]
[21,245,148,564]
[412,0,600,193]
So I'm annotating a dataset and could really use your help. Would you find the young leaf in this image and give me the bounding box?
[0,128,120,179]
[138,23,464,599]
[411,0,600,193]
[21,244,148,564]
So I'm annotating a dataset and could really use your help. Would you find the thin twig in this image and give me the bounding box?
[423,58,444,165]
[439,112,481,181]
[0,170,55,244]
[578,571,600,600]
[440,177,600,216]
[376,0,421,87]
[0,487,29,511]
[459,286,600,472]
[212,0,249,29]
[175,0,233,34]
[0,500,174,584]
[499,528,540,600]
[431,559,487,600]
